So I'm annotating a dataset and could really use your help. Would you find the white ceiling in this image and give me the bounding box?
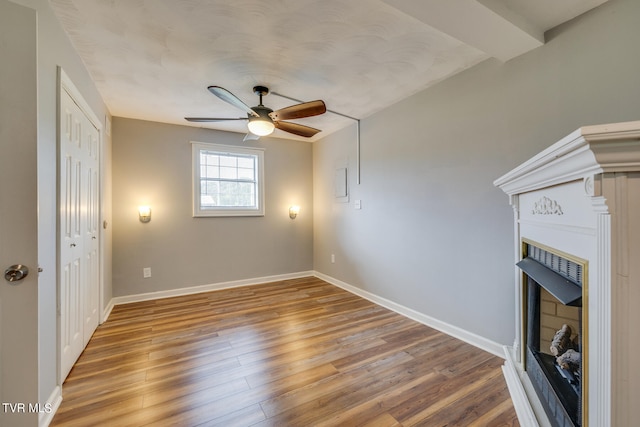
[49,0,608,141]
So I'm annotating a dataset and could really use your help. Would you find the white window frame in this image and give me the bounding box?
[191,141,265,217]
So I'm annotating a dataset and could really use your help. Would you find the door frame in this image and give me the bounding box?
[56,67,104,385]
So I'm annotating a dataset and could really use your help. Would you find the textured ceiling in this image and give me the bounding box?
[49,0,608,141]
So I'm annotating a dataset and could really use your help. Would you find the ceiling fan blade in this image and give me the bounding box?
[243,133,260,142]
[185,117,247,122]
[208,86,259,117]
[275,121,321,138]
[269,100,326,121]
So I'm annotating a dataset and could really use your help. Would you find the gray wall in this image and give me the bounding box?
[111,118,313,297]
[7,0,112,414]
[313,0,640,346]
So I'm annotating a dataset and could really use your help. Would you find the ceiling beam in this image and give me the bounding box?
[382,0,544,62]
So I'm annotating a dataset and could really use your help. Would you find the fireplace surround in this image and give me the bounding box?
[494,120,640,426]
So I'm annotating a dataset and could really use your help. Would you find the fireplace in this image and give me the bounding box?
[494,120,640,427]
[519,240,586,426]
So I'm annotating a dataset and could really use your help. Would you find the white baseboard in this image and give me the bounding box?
[313,271,504,358]
[102,300,115,324]
[39,385,62,427]
[105,271,315,317]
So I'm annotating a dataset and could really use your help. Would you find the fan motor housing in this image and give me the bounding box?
[250,105,273,120]
[253,85,269,97]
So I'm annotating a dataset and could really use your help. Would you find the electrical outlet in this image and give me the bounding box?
[331,254,335,264]
[354,199,362,209]
[143,267,151,278]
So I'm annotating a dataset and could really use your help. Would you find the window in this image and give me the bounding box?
[192,142,264,217]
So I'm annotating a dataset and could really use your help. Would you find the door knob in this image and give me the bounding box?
[4,264,29,283]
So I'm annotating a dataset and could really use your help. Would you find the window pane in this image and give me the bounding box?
[205,165,218,178]
[201,152,219,166]
[219,155,236,167]
[217,181,255,207]
[200,180,219,207]
[193,143,263,216]
[237,157,254,168]
[238,182,256,206]
[220,166,237,180]
[237,167,254,180]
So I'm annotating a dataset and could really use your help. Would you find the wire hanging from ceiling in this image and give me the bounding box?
[272,91,361,185]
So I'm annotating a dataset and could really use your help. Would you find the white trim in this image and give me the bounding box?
[592,199,612,426]
[191,141,265,217]
[59,69,102,130]
[190,142,266,153]
[106,271,314,311]
[518,219,596,236]
[39,385,62,427]
[102,300,115,324]
[502,346,541,427]
[313,271,504,358]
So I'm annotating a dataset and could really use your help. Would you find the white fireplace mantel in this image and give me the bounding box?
[495,121,640,195]
[494,120,640,427]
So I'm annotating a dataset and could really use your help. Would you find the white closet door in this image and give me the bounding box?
[83,108,100,346]
[59,87,100,380]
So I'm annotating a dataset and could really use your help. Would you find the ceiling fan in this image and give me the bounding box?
[185,85,326,140]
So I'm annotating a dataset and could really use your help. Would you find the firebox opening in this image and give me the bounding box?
[519,241,586,427]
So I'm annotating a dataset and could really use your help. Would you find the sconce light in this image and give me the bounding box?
[289,205,300,219]
[138,206,151,223]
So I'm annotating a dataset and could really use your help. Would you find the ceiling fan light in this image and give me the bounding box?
[247,118,275,136]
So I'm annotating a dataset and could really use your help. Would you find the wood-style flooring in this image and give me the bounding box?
[51,277,519,426]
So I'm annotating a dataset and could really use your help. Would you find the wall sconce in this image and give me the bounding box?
[138,206,152,223]
[289,205,300,219]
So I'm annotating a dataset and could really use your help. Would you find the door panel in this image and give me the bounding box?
[60,92,84,379]
[83,115,100,345]
[59,84,100,380]
[0,2,39,426]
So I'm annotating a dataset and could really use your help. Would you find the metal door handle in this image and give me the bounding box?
[4,265,29,283]
[70,243,76,247]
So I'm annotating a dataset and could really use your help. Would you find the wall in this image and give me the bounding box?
[111,118,313,297]
[313,0,640,347]
[6,0,112,419]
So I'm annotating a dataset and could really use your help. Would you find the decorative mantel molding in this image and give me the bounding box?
[531,196,563,215]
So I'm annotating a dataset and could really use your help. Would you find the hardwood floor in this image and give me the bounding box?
[51,277,519,426]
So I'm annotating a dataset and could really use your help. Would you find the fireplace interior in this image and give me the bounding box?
[518,242,585,427]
